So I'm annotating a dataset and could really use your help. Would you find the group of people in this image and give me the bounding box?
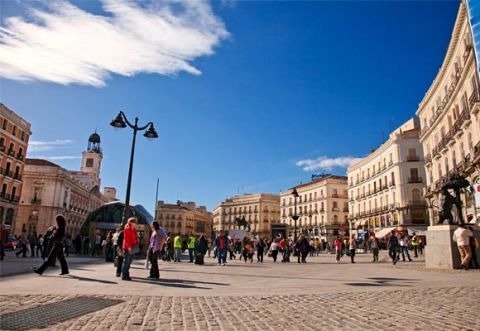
[4,213,475,279]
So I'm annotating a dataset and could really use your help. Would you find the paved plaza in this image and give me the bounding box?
[0,251,479,330]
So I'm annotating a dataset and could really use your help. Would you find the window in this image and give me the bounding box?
[12,126,17,136]
[21,131,25,141]
[2,119,7,130]
[86,158,94,167]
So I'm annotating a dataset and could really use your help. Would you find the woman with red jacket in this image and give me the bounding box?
[121,217,139,281]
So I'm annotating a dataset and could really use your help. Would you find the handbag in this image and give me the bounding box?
[131,245,140,255]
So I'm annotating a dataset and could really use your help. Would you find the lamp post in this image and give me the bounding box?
[110,111,158,227]
[292,188,300,242]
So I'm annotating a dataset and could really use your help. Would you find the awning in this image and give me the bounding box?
[375,227,396,239]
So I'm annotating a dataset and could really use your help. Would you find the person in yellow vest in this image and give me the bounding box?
[187,233,196,263]
[174,234,182,262]
[410,233,419,258]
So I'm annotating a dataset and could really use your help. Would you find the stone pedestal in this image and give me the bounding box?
[426,225,480,269]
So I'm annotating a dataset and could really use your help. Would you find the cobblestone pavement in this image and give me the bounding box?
[1,253,479,330]
[1,287,479,331]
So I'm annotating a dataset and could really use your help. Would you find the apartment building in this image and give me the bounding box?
[212,194,280,238]
[348,118,427,233]
[280,175,348,242]
[156,200,213,238]
[417,2,480,224]
[0,104,31,233]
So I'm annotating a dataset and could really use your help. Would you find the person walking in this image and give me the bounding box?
[369,233,380,262]
[91,233,101,256]
[388,231,400,265]
[174,234,183,262]
[147,221,166,279]
[121,218,139,280]
[410,233,419,258]
[0,225,7,261]
[83,236,90,255]
[114,228,125,277]
[36,234,44,258]
[269,239,279,263]
[334,237,343,263]
[16,230,28,258]
[29,232,37,258]
[215,231,228,266]
[468,227,479,269]
[187,233,196,263]
[228,239,236,260]
[399,234,412,262]
[64,234,72,258]
[349,234,356,264]
[33,215,69,276]
[295,235,309,263]
[452,224,473,270]
[256,238,266,263]
[105,231,114,262]
[195,234,208,265]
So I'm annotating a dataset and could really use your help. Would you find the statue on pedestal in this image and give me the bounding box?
[438,173,470,225]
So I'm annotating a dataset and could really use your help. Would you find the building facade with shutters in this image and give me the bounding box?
[280,175,348,243]
[0,104,31,234]
[212,194,280,239]
[155,200,213,238]
[348,118,427,233]
[417,2,480,225]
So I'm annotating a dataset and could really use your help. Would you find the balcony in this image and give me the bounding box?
[470,88,480,114]
[408,201,427,208]
[332,207,340,212]
[407,155,419,162]
[31,198,42,204]
[343,208,349,212]
[408,177,423,184]
[7,149,15,157]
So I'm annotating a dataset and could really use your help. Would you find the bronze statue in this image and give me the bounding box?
[438,173,470,225]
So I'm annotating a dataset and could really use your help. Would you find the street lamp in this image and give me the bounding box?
[110,111,158,227]
[292,188,300,242]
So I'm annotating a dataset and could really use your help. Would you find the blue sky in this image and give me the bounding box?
[0,0,459,213]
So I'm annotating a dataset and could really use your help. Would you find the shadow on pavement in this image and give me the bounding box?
[66,275,118,285]
[131,277,212,289]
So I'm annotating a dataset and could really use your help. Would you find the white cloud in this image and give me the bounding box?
[28,139,74,152]
[296,156,362,172]
[0,0,229,86]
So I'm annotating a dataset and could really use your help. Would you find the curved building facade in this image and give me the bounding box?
[417,2,480,224]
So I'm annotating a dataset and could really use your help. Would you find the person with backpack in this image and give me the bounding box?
[187,233,196,263]
[388,230,400,265]
[114,229,124,277]
[33,215,69,276]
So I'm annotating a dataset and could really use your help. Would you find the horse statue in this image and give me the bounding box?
[438,173,470,225]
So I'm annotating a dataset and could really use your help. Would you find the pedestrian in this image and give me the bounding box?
[29,232,37,257]
[215,231,228,266]
[165,233,174,261]
[399,234,412,262]
[0,224,7,261]
[228,239,236,260]
[187,233,196,263]
[207,240,212,258]
[418,238,424,255]
[388,231,400,265]
[36,234,44,258]
[411,232,419,258]
[295,235,309,263]
[74,234,82,255]
[105,231,114,262]
[42,226,54,261]
[64,234,72,257]
[91,233,101,256]
[349,234,356,264]
[16,230,28,258]
[369,233,380,262]
[147,221,166,279]
[121,217,139,280]
[256,238,266,263]
[468,226,479,269]
[174,233,182,262]
[269,239,279,262]
[114,229,124,277]
[195,234,208,265]
[452,224,473,270]
[83,236,90,255]
[334,237,343,263]
[32,215,69,276]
